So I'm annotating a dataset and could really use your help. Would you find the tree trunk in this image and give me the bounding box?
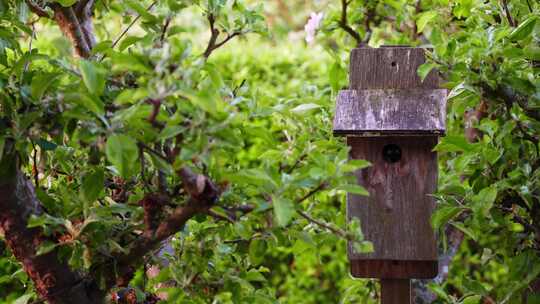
[0,142,104,304]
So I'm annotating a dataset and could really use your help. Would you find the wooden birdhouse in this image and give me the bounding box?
[333,47,446,303]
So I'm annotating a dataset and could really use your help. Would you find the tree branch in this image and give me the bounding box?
[107,167,220,288]
[293,183,355,240]
[203,13,221,58]
[297,210,351,239]
[98,0,157,62]
[51,4,92,58]
[208,204,256,223]
[26,0,50,18]
[501,0,516,27]
[75,0,94,16]
[75,0,97,50]
[297,182,327,204]
[339,0,362,46]
[203,13,243,58]
[207,209,236,224]
[160,16,172,44]
[479,82,540,121]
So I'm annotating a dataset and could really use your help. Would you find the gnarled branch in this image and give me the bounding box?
[107,167,221,288]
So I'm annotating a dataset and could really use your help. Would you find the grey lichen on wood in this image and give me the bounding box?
[333,89,446,136]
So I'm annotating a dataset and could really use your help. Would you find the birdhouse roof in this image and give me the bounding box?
[333,89,446,136]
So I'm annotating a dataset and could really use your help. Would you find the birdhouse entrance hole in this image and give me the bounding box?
[382,144,401,163]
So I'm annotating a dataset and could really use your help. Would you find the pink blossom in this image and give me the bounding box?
[304,12,324,44]
[146,265,160,279]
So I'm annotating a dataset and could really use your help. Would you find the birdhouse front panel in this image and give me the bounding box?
[347,136,439,279]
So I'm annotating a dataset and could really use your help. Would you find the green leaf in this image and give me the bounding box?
[64,93,105,116]
[434,135,477,153]
[105,134,139,178]
[244,269,266,282]
[111,52,152,74]
[249,239,267,266]
[185,90,221,116]
[28,214,66,228]
[416,11,438,33]
[227,169,277,189]
[81,169,104,203]
[119,36,143,52]
[31,73,59,100]
[329,62,345,93]
[509,16,537,41]
[79,60,105,96]
[125,1,158,22]
[353,241,374,253]
[461,295,482,304]
[432,205,465,229]
[83,247,92,269]
[91,40,113,54]
[36,241,59,256]
[159,125,185,140]
[290,103,321,114]
[451,222,477,241]
[417,62,435,82]
[472,186,497,217]
[341,159,371,173]
[524,46,540,60]
[447,82,475,101]
[502,258,540,302]
[36,139,57,151]
[273,196,294,227]
[337,184,369,196]
[13,294,33,304]
[55,0,77,7]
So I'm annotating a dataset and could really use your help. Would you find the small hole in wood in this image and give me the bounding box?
[382,144,401,163]
[391,61,397,67]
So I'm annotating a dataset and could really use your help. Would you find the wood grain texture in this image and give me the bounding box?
[347,136,438,274]
[350,260,437,279]
[333,89,446,136]
[381,279,411,304]
[349,47,439,89]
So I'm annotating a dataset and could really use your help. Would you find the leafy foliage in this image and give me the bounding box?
[0,1,372,303]
[2,0,540,303]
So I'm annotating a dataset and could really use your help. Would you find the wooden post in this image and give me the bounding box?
[381,279,411,304]
[333,47,447,303]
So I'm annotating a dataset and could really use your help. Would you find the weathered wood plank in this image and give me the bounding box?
[381,279,411,304]
[347,136,438,264]
[349,47,439,89]
[350,260,437,279]
[333,89,446,136]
